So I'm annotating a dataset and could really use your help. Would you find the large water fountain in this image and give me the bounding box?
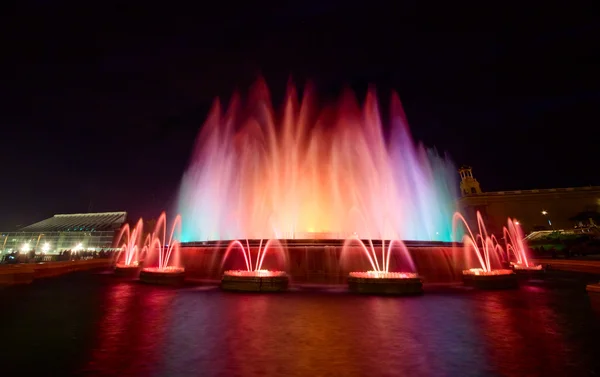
[174,79,462,290]
[177,78,458,243]
[220,239,289,292]
[139,212,186,285]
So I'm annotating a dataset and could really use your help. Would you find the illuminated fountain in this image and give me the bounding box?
[343,237,423,295]
[114,218,146,277]
[177,78,458,243]
[503,218,543,277]
[453,212,518,289]
[139,212,185,285]
[220,239,289,292]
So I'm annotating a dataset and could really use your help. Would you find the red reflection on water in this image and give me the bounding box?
[81,283,175,376]
[475,289,569,376]
[218,295,363,376]
[364,297,435,376]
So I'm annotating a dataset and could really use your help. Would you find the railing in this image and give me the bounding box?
[0,251,115,265]
[465,186,600,196]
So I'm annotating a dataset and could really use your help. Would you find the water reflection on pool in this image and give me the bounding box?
[0,272,599,376]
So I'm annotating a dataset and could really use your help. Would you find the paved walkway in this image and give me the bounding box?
[533,258,600,274]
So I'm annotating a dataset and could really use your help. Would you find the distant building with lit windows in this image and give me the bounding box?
[457,166,600,234]
[0,212,126,255]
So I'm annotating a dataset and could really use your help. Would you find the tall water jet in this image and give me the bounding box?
[503,218,543,276]
[342,237,423,295]
[503,218,541,269]
[453,211,518,289]
[139,212,185,285]
[220,239,289,292]
[177,79,458,242]
[114,218,145,277]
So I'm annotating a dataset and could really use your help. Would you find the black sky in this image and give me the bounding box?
[1,1,598,229]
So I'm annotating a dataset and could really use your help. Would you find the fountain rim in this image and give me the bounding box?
[181,239,461,248]
[222,270,288,277]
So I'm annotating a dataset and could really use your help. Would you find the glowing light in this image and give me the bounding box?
[20,243,31,253]
[116,261,139,268]
[348,271,418,279]
[541,210,548,215]
[514,221,519,225]
[223,270,286,277]
[463,268,514,276]
[177,79,458,242]
[41,242,51,253]
[511,262,543,271]
[141,266,184,273]
[73,243,84,252]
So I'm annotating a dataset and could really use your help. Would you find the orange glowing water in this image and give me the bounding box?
[178,79,457,241]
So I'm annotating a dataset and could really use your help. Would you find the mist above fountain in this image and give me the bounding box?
[177,78,457,242]
[220,239,289,292]
[139,212,185,285]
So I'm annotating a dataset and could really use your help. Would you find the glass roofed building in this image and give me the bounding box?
[0,211,127,255]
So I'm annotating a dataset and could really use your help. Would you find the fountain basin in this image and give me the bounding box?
[586,283,600,294]
[462,269,518,289]
[221,270,289,292]
[511,263,545,279]
[347,272,423,295]
[139,267,185,285]
[114,262,142,277]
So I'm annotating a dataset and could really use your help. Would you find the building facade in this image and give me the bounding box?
[0,212,127,254]
[457,166,600,234]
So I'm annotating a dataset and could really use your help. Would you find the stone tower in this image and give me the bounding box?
[458,166,482,196]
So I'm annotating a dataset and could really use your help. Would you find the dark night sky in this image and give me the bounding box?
[0,1,598,229]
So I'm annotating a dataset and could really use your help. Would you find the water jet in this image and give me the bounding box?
[454,212,518,289]
[342,238,423,295]
[139,212,186,285]
[220,239,289,292]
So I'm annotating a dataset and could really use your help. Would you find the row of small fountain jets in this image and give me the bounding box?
[116,210,541,279]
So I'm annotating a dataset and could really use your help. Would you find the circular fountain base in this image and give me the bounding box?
[114,264,141,277]
[139,267,185,285]
[512,264,545,279]
[221,271,289,292]
[347,272,423,295]
[586,283,600,294]
[462,269,518,290]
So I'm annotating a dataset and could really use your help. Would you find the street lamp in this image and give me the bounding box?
[541,210,554,230]
[20,242,31,254]
[41,242,51,253]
